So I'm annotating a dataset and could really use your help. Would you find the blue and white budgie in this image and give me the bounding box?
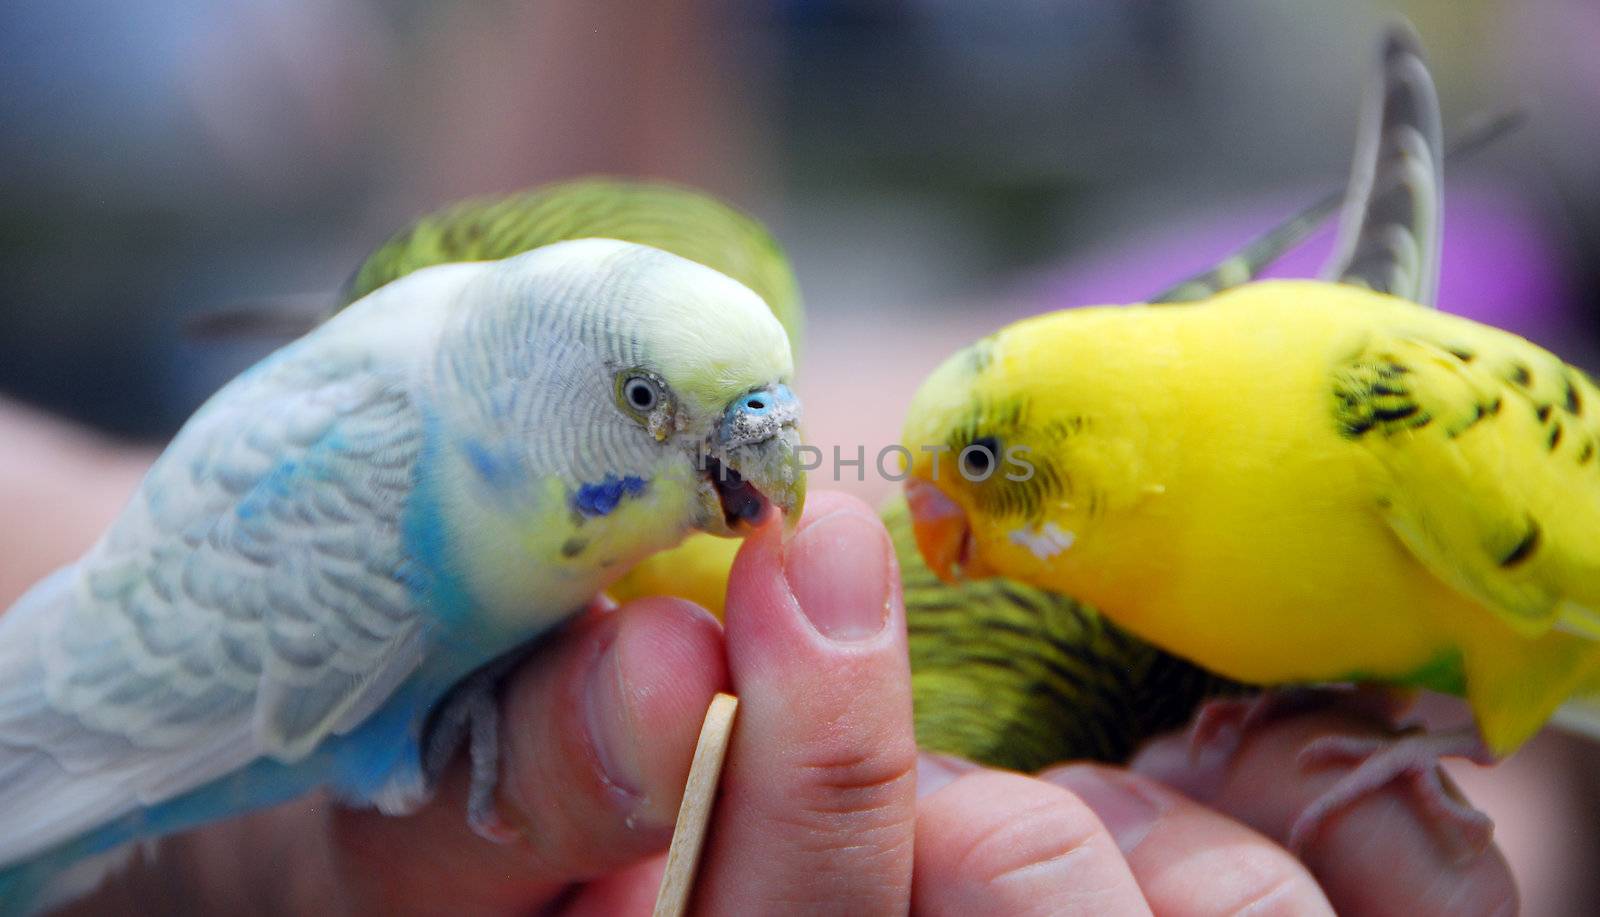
[0,238,804,911]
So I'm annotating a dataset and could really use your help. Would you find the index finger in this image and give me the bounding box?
[1043,764,1333,916]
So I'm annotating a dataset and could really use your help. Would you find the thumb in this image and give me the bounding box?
[327,596,729,913]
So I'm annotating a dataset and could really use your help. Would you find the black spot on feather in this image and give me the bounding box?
[1447,346,1475,362]
[1342,416,1377,438]
[1509,363,1533,387]
[1373,403,1421,423]
[1499,519,1542,568]
[1549,423,1564,450]
[1449,403,1490,439]
[1332,358,1434,438]
[1565,375,1584,415]
[1536,404,1552,423]
[1582,441,1595,465]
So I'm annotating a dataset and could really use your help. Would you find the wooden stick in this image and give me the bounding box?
[652,692,739,917]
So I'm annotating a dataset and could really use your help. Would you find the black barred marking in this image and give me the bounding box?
[560,536,587,558]
[1043,415,1090,439]
[1448,403,1490,439]
[1549,423,1564,450]
[945,398,1081,521]
[1333,357,1436,438]
[1499,519,1542,568]
[1448,346,1475,362]
[1490,397,1503,414]
[1581,441,1595,465]
[1373,403,1421,423]
[945,397,1031,456]
[907,569,1245,769]
[1536,404,1553,423]
[1342,417,1376,437]
[901,597,968,616]
[1510,363,1533,387]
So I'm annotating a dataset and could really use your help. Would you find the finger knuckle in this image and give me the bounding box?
[1192,854,1329,917]
[937,773,1105,886]
[787,739,919,823]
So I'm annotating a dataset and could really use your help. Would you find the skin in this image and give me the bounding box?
[24,490,1513,915]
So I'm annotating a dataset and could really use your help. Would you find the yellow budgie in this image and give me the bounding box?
[906,280,1600,748]
[901,25,1595,852]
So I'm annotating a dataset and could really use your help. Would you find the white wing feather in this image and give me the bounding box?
[0,269,476,865]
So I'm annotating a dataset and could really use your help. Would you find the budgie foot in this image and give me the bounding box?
[1290,729,1496,862]
[423,657,525,845]
[1186,685,1409,767]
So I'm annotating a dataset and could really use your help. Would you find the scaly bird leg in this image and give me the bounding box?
[1186,685,1412,766]
[1291,728,1496,862]
[422,653,530,844]
[1184,686,1494,861]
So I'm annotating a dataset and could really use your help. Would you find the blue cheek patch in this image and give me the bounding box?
[574,475,650,517]
[465,441,503,483]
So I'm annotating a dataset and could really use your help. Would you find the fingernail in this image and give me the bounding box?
[583,637,648,810]
[783,510,891,641]
[917,753,980,798]
[1049,766,1165,853]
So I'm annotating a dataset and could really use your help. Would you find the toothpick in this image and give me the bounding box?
[652,692,738,917]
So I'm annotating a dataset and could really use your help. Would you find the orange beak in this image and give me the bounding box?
[905,478,989,582]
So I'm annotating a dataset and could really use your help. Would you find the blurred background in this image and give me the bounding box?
[2,0,1598,909]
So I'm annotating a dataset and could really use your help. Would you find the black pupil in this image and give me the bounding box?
[965,437,998,475]
[748,399,765,410]
[628,380,655,408]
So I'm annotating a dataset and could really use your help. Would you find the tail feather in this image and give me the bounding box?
[1152,23,1520,308]
[1323,21,1445,306]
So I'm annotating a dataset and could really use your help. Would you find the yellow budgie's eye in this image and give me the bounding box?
[959,436,1000,481]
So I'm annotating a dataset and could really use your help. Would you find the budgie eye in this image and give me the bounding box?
[616,370,672,425]
[959,436,999,481]
[624,376,660,411]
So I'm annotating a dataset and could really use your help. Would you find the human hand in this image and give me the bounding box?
[59,492,1515,915]
[1129,706,1519,915]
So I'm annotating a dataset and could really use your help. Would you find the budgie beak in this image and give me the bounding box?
[701,385,806,535]
[905,478,987,582]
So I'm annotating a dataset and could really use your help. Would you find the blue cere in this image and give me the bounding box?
[574,475,650,517]
[739,384,794,415]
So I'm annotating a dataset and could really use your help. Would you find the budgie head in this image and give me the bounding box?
[420,238,804,612]
[899,312,1137,592]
